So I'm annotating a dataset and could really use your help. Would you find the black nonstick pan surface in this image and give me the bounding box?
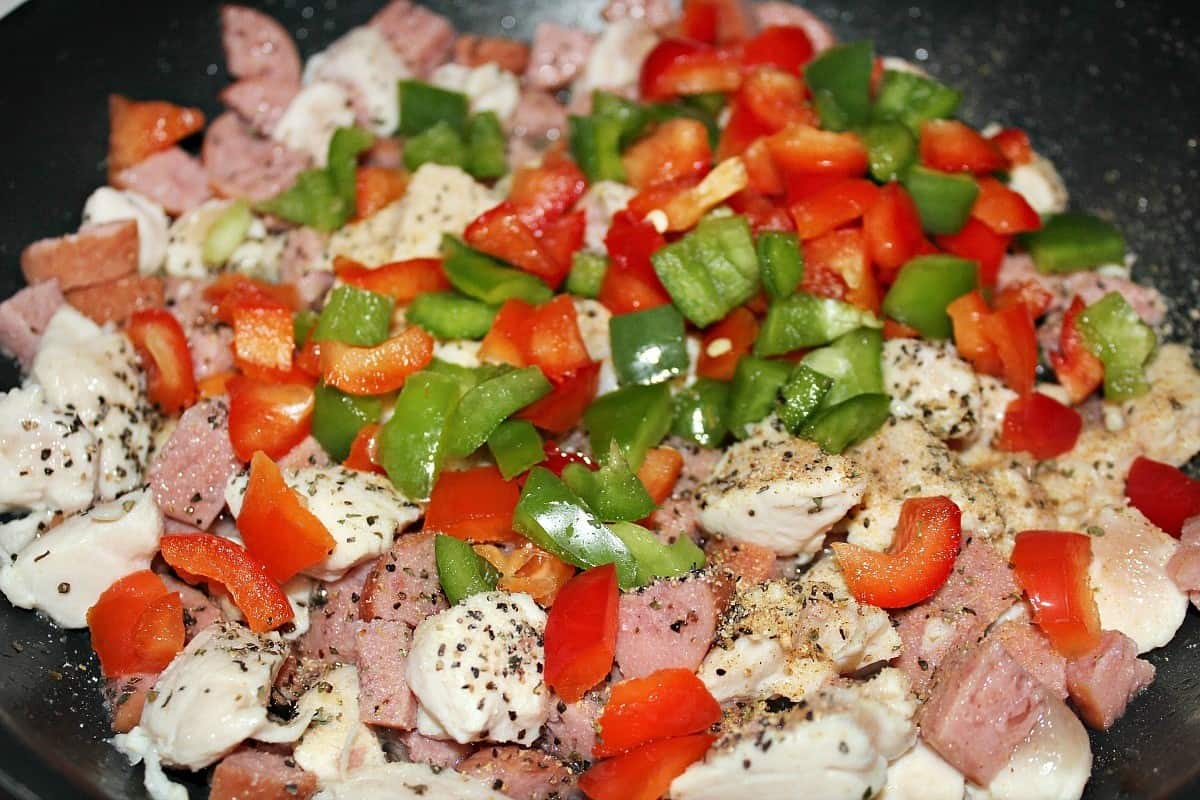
[0,1,1197,798]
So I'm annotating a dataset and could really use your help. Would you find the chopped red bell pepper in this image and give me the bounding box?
[544,564,620,702]
[537,211,587,276]
[465,201,569,287]
[635,447,684,505]
[160,533,294,633]
[863,184,925,278]
[716,99,775,160]
[579,734,715,800]
[599,211,671,314]
[318,326,434,395]
[480,298,535,368]
[798,253,849,301]
[767,124,869,177]
[87,570,185,677]
[919,119,1007,174]
[882,318,921,339]
[507,153,589,231]
[108,94,204,180]
[697,307,759,381]
[198,370,236,400]
[622,118,713,191]
[738,67,814,132]
[679,0,719,42]
[728,188,794,232]
[333,255,450,303]
[1124,456,1200,538]
[203,273,299,325]
[1048,296,1104,404]
[232,304,295,380]
[541,442,595,476]
[803,228,879,312]
[475,542,576,607]
[343,423,384,474]
[742,25,816,73]
[971,176,1041,235]
[789,178,879,240]
[935,217,1011,288]
[1010,530,1101,657]
[639,39,743,102]
[831,495,963,609]
[994,279,1056,320]
[594,668,722,757]
[226,375,314,461]
[988,127,1034,167]
[679,0,757,43]
[739,139,785,195]
[525,295,595,381]
[126,309,198,415]
[354,166,408,221]
[294,339,322,379]
[517,361,602,434]
[424,465,521,543]
[946,290,1003,376]
[237,451,336,582]
[995,392,1083,460]
[982,303,1038,395]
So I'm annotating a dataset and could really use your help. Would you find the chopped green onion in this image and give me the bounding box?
[406,291,497,340]
[1020,212,1126,274]
[726,356,792,439]
[397,80,469,136]
[202,200,253,267]
[312,383,383,462]
[903,165,980,235]
[441,235,554,305]
[487,419,544,480]
[444,366,552,458]
[805,41,874,131]
[609,304,690,386]
[434,534,499,604]
[881,255,977,339]
[755,292,881,357]
[566,252,608,298]
[1076,292,1157,402]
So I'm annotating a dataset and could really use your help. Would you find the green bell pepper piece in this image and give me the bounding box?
[487,419,544,480]
[258,127,373,231]
[563,444,656,523]
[566,251,608,298]
[671,378,730,448]
[569,114,627,183]
[862,120,918,183]
[801,327,884,407]
[652,215,760,326]
[757,231,804,300]
[445,366,552,458]
[513,467,638,588]
[425,359,509,396]
[377,371,461,500]
[650,241,725,326]
[441,236,554,306]
[397,80,469,136]
[592,90,649,147]
[727,356,792,439]
[434,534,499,604]
[871,70,962,133]
[755,293,881,356]
[202,200,252,267]
[903,165,980,235]
[1076,292,1157,402]
[465,111,508,179]
[609,305,690,386]
[882,255,977,339]
[403,120,467,171]
[801,393,891,454]
[329,127,375,207]
[406,291,497,340]
[805,41,874,131]
[293,309,319,346]
[584,383,672,470]
[313,285,395,346]
[1020,212,1126,274]
[778,364,833,434]
[610,521,706,587]
[312,383,384,462]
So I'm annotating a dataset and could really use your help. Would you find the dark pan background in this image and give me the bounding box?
[0,0,1197,798]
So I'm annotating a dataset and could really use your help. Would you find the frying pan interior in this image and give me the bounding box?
[0,1,1196,797]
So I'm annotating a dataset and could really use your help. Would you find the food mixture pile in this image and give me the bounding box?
[1,1,1197,798]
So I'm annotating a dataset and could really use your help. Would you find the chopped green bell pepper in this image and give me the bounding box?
[871,70,962,133]
[258,127,373,231]
[609,305,690,386]
[293,309,319,346]
[465,111,508,179]
[584,382,672,470]
[801,327,884,407]
[434,534,499,604]
[513,467,638,588]
[566,251,608,299]
[569,113,627,183]
[862,120,918,183]
[757,231,804,300]
[592,90,649,146]
[755,292,881,357]
[441,235,554,306]
[403,120,467,171]
[881,255,977,339]
[406,291,497,340]
[805,41,874,132]
[425,358,509,396]
[445,366,552,458]
[903,165,980,235]
[778,364,833,434]
[328,126,375,207]
[397,80,469,136]
[487,419,544,480]
[312,383,384,462]
[202,200,252,267]
[1076,291,1157,402]
[671,378,730,448]
[609,522,706,587]
[377,371,460,500]
[652,215,760,327]
[563,444,655,523]
[312,285,395,346]
[801,393,891,454]
[1020,212,1126,274]
[727,356,792,439]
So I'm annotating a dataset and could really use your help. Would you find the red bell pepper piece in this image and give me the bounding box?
[831,495,963,609]
[742,25,816,73]
[465,202,568,288]
[333,255,449,303]
[343,423,384,474]
[919,119,1007,174]
[354,166,407,221]
[946,290,1003,376]
[1124,456,1200,538]
[988,127,1034,167]
[882,318,921,339]
[994,279,1055,320]
[544,564,620,702]
[995,392,1083,460]
[697,307,759,381]
[204,274,299,325]
[680,0,719,42]
[126,309,198,415]
[862,183,924,278]
[716,99,774,160]
[804,228,879,312]
[87,570,185,677]
[237,451,336,582]
[789,178,879,240]
[526,296,594,381]
[541,442,595,476]
[594,668,722,757]
[475,542,576,607]
[232,304,295,380]
[599,211,671,314]
[508,153,588,230]
[728,189,794,232]
[935,217,1011,288]
[798,254,849,302]
[424,465,521,543]
[971,177,1041,235]
[198,370,236,400]
[766,124,869,178]
[639,39,743,102]
[579,734,715,800]
[1048,296,1104,404]
[635,447,684,505]
[622,118,713,191]
[738,67,814,133]
[480,298,535,368]
[108,94,204,180]
[982,303,1038,395]
[226,375,314,461]
[739,139,785,196]
[160,534,294,633]
[537,211,587,276]
[318,326,434,395]
[679,0,758,44]
[1010,530,1102,657]
[517,361,602,434]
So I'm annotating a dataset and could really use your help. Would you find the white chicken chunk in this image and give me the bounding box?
[969,694,1091,800]
[883,338,982,440]
[958,375,1018,469]
[1007,154,1069,216]
[430,62,521,123]
[226,218,285,283]
[82,187,169,273]
[0,509,54,563]
[695,419,866,559]
[226,466,420,582]
[433,339,483,368]
[571,297,618,395]
[272,82,356,166]
[577,180,636,253]
[0,384,97,517]
[293,664,386,781]
[574,18,659,97]
[313,763,505,800]
[0,489,161,628]
[883,742,965,800]
[304,26,411,135]
[407,591,549,745]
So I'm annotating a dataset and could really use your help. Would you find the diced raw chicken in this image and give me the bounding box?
[881,741,965,800]
[456,746,577,800]
[304,26,411,136]
[292,664,385,781]
[577,181,637,254]
[21,219,138,290]
[312,762,504,800]
[112,148,213,217]
[1065,629,1154,730]
[431,62,522,123]
[615,574,721,679]
[369,0,456,77]
[1007,154,1069,216]
[271,82,357,167]
[882,338,982,440]
[147,397,241,530]
[0,281,64,369]
[573,19,659,98]
[0,383,96,518]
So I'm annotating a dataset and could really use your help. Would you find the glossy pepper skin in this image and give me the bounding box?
[487,419,544,480]
[995,392,1083,460]
[726,355,791,438]
[126,309,198,415]
[584,383,673,470]
[1124,457,1200,538]
[579,733,715,800]
[755,292,880,356]
[593,668,722,757]
[670,378,730,447]
[609,304,690,386]
[424,465,521,543]
[1010,530,1102,657]
[1075,291,1157,402]
[881,255,977,339]
[376,371,461,500]
[311,383,383,462]
[543,564,620,703]
[1021,212,1125,273]
[87,571,184,677]
[563,445,656,523]
[311,285,394,346]
[237,451,336,583]
[433,534,499,604]
[444,366,552,458]
[609,522,705,587]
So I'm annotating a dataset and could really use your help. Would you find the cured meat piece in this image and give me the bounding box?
[454,35,531,74]
[147,397,240,530]
[220,4,301,83]
[524,23,594,90]
[103,672,156,733]
[203,112,310,203]
[397,730,474,769]
[614,576,720,679]
[457,746,577,800]
[209,747,318,800]
[1065,629,1155,730]
[21,220,138,291]
[113,147,212,217]
[0,280,64,369]
[296,562,374,663]
[359,531,448,627]
[355,619,418,730]
[65,275,164,325]
[369,0,455,76]
[220,77,298,137]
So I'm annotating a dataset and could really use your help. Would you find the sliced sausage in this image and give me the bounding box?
[369,0,455,76]
[21,220,138,291]
[209,746,318,800]
[359,531,448,627]
[524,23,594,90]
[147,397,241,530]
[220,4,301,83]
[0,280,65,369]
[296,561,374,663]
[65,275,164,326]
[112,147,212,217]
[454,35,531,74]
[457,746,578,800]
[220,76,299,136]
[614,575,719,680]
[1065,629,1155,730]
[102,672,156,733]
[355,619,418,730]
[203,112,310,203]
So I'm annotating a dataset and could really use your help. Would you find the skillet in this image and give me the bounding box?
[0,0,1196,797]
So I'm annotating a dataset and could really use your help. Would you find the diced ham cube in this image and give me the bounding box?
[370,0,455,76]
[754,1,837,51]
[147,397,241,530]
[102,672,156,733]
[221,77,299,137]
[297,561,374,663]
[112,147,213,216]
[276,435,333,470]
[65,275,164,326]
[1065,629,1155,730]
[457,746,578,800]
[989,619,1067,699]
[21,220,138,291]
[1167,516,1200,608]
[704,538,777,585]
[164,277,236,381]
[0,281,64,369]
[355,619,418,730]
[279,227,333,309]
[209,747,318,800]
[602,0,675,29]
[398,730,474,769]
[614,575,719,680]
[454,35,531,74]
[220,5,301,83]
[359,531,448,627]
[542,692,603,763]
[203,112,310,203]
[524,23,594,90]
[917,638,1046,785]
